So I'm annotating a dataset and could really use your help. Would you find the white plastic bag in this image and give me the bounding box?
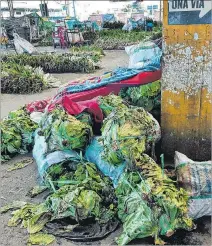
[13,33,37,54]
[174,151,212,197]
[30,112,44,124]
[125,41,162,69]
[33,130,79,180]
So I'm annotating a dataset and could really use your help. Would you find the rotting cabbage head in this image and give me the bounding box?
[98,94,128,117]
[1,107,38,162]
[99,104,160,166]
[40,107,93,153]
[119,80,161,112]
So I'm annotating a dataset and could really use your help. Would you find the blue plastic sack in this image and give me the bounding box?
[85,137,126,187]
[33,129,79,180]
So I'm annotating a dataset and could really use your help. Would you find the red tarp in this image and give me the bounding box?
[27,70,161,122]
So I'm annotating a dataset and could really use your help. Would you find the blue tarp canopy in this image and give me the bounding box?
[102,14,116,23]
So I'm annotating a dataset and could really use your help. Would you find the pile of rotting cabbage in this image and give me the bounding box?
[119,80,161,123]
[0,162,117,245]
[119,80,161,112]
[0,95,194,246]
[115,154,193,245]
[1,107,38,162]
[39,107,93,154]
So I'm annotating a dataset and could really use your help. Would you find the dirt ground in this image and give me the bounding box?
[0,49,211,246]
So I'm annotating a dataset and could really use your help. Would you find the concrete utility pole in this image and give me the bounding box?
[72,0,76,18]
[162,1,211,160]
[159,0,162,25]
[65,0,70,16]
[40,0,49,17]
[7,0,14,17]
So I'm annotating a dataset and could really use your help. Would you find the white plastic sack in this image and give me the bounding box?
[125,41,162,69]
[174,151,211,167]
[147,112,161,144]
[13,33,37,54]
[122,23,129,31]
[122,23,132,32]
[175,151,212,219]
[188,198,212,219]
[174,151,212,197]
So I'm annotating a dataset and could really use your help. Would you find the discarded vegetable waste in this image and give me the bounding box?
[0,162,117,245]
[40,107,93,154]
[28,233,55,246]
[119,80,161,112]
[99,97,161,165]
[1,108,38,162]
[0,94,194,246]
[7,158,33,172]
[115,165,194,245]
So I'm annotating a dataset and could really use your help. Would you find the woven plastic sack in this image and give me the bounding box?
[175,151,212,219]
[188,198,212,219]
[175,151,212,197]
[125,41,162,70]
[85,137,126,187]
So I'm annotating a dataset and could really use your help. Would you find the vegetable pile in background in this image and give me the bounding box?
[2,53,99,73]
[94,28,162,50]
[1,107,38,162]
[1,62,60,94]
[83,31,99,43]
[38,28,162,50]
[37,26,162,49]
[103,21,124,29]
[38,33,53,47]
[70,45,104,63]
